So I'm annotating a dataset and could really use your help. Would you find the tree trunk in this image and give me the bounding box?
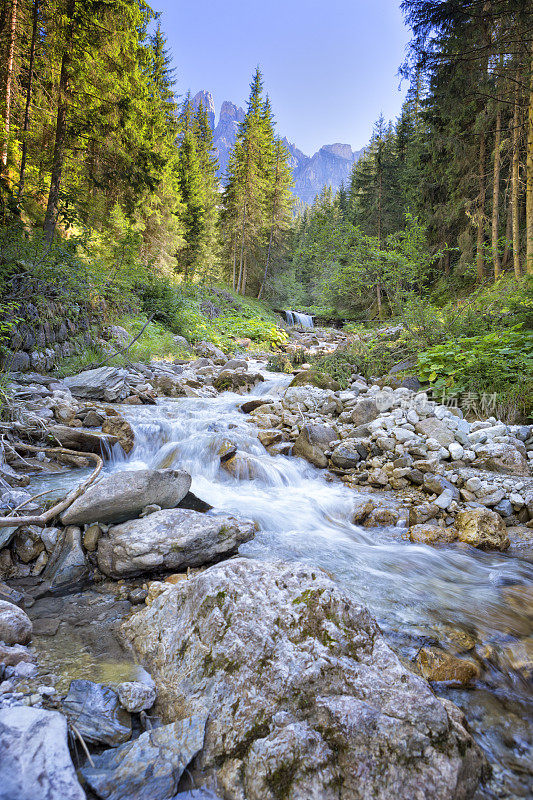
[491,103,502,279]
[43,0,76,241]
[236,201,246,294]
[501,199,512,268]
[231,234,237,291]
[511,72,522,277]
[1,0,17,176]
[18,0,39,200]
[475,129,486,282]
[526,37,533,275]
[376,282,382,319]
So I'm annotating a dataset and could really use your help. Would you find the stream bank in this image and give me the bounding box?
[0,326,532,799]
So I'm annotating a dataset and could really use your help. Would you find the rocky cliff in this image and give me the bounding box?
[192,90,363,204]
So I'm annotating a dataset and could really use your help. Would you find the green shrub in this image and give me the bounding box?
[417,328,533,394]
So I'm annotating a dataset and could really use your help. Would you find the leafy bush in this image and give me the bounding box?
[416,328,533,395]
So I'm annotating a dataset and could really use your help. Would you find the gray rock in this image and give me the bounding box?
[415,418,456,447]
[7,351,30,372]
[474,442,530,477]
[117,681,156,713]
[351,399,379,426]
[331,444,361,469]
[222,359,248,371]
[64,366,129,402]
[97,509,256,578]
[122,559,485,800]
[293,423,338,468]
[43,526,89,594]
[0,706,85,800]
[81,714,207,800]
[194,341,226,363]
[61,469,191,526]
[423,474,459,500]
[494,498,514,517]
[0,601,32,645]
[62,679,131,747]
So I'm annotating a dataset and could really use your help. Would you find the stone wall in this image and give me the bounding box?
[1,300,99,373]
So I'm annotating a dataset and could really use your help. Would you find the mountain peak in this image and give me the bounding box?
[320,143,354,161]
[195,90,362,203]
[192,90,216,130]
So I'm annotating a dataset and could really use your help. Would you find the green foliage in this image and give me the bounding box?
[417,329,533,395]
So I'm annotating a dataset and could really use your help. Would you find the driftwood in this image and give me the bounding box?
[0,444,102,528]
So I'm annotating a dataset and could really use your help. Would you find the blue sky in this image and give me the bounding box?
[153,0,410,155]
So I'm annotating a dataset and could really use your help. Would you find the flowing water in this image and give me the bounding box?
[282,310,314,327]
[31,366,533,797]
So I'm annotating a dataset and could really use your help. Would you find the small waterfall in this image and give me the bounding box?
[283,310,314,328]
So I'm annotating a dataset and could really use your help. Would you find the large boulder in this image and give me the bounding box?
[293,423,338,468]
[122,559,486,800]
[61,469,191,526]
[473,442,530,477]
[0,706,85,800]
[194,341,226,363]
[97,509,256,578]
[455,508,510,550]
[213,371,264,393]
[289,370,341,391]
[81,715,207,800]
[0,600,32,645]
[64,366,129,402]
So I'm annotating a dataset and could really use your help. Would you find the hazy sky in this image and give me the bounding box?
[153,0,410,155]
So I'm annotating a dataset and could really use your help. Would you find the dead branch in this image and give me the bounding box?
[0,444,102,528]
[90,313,155,369]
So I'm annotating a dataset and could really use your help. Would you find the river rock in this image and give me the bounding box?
[331,443,361,469]
[408,525,458,545]
[43,526,89,593]
[455,508,510,550]
[415,418,455,447]
[241,397,273,414]
[213,371,264,393]
[64,366,129,402]
[62,679,131,746]
[101,415,135,454]
[473,442,530,477]
[0,600,32,645]
[0,706,85,800]
[117,681,156,713]
[0,642,34,667]
[81,714,208,800]
[415,647,480,686]
[293,423,338,468]
[61,469,191,525]
[97,509,255,578]
[351,398,379,426]
[194,341,226,363]
[122,558,486,800]
[289,370,341,391]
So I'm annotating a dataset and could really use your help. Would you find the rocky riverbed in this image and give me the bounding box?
[0,327,532,799]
